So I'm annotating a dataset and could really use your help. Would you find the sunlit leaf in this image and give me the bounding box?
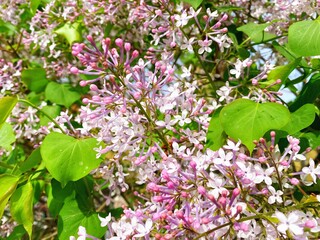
[41,132,101,186]
[10,182,34,238]
[0,96,18,128]
[55,22,81,45]
[220,99,290,152]
[282,104,316,134]
[0,123,15,151]
[0,174,20,219]
[45,82,80,108]
[288,18,320,56]
[237,22,276,43]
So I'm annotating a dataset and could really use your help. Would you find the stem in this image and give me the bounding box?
[18,99,66,134]
[0,161,14,169]
[131,96,170,148]
[6,40,20,59]
[110,71,170,149]
[194,221,232,240]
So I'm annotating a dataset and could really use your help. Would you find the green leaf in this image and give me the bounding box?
[0,174,20,219]
[0,96,18,128]
[0,19,16,35]
[0,123,15,151]
[55,22,81,45]
[41,132,101,186]
[10,182,34,238]
[288,18,320,56]
[45,183,64,218]
[45,82,80,108]
[220,99,290,152]
[182,0,203,9]
[281,104,316,134]
[32,180,45,203]
[301,132,320,149]
[7,225,27,240]
[27,91,44,105]
[206,108,227,150]
[266,58,301,90]
[272,41,296,62]
[19,148,42,174]
[39,105,61,126]
[21,68,49,93]
[237,22,276,43]
[51,178,75,202]
[30,0,41,14]
[58,198,107,239]
[289,73,320,112]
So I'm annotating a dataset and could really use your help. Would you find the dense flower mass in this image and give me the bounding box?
[1,0,320,240]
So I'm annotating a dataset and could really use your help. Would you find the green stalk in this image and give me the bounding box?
[18,99,66,134]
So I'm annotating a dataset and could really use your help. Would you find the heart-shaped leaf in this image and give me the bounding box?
[41,132,101,186]
[220,99,290,152]
[58,198,107,240]
[55,22,81,45]
[45,82,80,108]
[0,174,20,219]
[282,104,316,134]
[21,68,49,93]
[288,18,320,56]
[237,22,276,43]
[0,96,18,128]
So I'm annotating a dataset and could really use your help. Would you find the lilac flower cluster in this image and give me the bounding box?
[70,35,215,200]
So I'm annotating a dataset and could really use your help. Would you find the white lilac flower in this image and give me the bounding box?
[180,37,195,52]
[174,109,191,126]
[268,186,283,204]
[275,211,303,236]
[198,39,212,54]
[302,159,320,184]
[254,165,274,185]
[230,59,243,79]
[133,218,153,238]
[175,11,192,27]
[181,65,192,78]
[223,139,241,151]
[98,213,112,227]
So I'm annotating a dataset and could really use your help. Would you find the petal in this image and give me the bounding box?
[277,223,288,234]
[275,211,287,223]
[98,213,111,227]
[145,218,153,231]
[290,224,303,235]
[254,175,264,184]
[287,212,299,223]
[268,196,275,204]
[265,177,272,186]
